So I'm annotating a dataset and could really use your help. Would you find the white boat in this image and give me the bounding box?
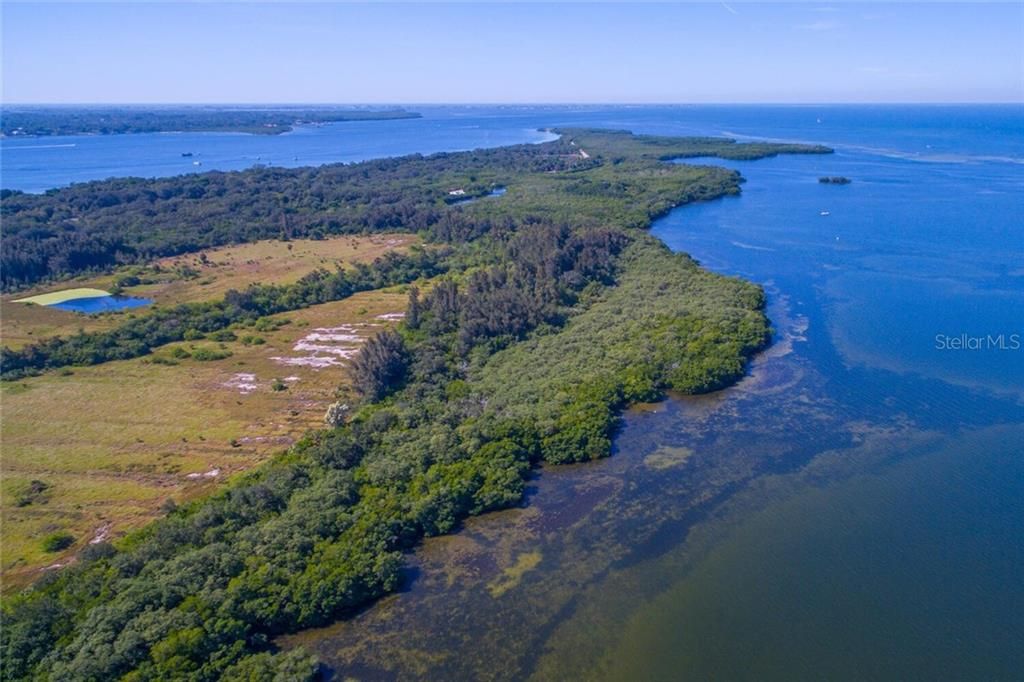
[820,210,830,216]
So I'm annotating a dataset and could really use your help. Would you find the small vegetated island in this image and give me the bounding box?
[0,129,829,679]
[0,106,420,137]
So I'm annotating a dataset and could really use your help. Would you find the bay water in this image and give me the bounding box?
[4,105,1021,679]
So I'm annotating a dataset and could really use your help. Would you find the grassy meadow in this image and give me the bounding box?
[142,233,418,303]
[1,238,414,588]
[0,233,417,350]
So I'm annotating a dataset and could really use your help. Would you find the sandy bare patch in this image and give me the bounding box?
[269,320,398,370]
[224,372,260,394]
[90,523,112,545]
[185,468,221,480]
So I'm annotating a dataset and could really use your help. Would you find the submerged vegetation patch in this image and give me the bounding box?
[644,445,696,470]
[488,551,544,598]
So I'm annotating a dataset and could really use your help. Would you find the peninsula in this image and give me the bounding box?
[1,129,830,680]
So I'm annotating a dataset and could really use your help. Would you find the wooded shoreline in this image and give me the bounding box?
[1,129,831,680]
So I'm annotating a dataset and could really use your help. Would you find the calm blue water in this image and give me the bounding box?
[1,109,558,192]
[657,148,1024,402]
[4,105,1021,193]
[49,295,153,313]
[613,109,1024,680]
[4,105,1022,678]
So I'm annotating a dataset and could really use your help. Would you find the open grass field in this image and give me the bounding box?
[0,300,123,351]
[0,233,418,350]
[140,232,418,303]
[1,286,410,589]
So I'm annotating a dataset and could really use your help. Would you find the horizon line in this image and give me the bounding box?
[3,101,1023,107]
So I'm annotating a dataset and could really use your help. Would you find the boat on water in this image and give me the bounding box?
[181,152,193,157]
[193,161,202,166]
[820,210,830,216]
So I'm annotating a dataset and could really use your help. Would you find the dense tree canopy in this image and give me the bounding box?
[0,139,592,290]
[0,129,827,291]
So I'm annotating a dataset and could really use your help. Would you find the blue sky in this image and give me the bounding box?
[2,2,1022,103]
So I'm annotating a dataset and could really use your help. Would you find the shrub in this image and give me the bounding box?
[16,479,50,507]
[150,356,179,366]
[41,532,74,552]
[190,346,232,362]
[254,317,287,332]
[323,402,349,426]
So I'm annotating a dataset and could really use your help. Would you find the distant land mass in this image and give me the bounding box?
[0,106,421,137]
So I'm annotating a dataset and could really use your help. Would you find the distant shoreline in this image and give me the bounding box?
[0,107,422,138]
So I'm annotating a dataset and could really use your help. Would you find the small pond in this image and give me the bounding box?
[50,295,154,314]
